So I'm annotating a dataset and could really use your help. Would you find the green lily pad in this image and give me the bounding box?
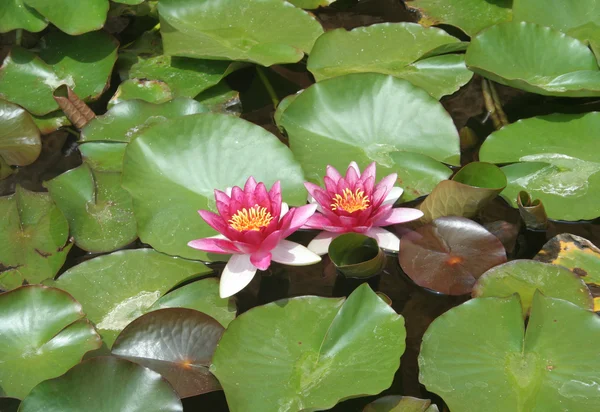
[287,0,335,8]
[0,186,72,291]
[363,395,438,412]
[19,357,183,411]
[473,260,593,314]
[279,73,460,185]
[466,21,600,97]
[0,99,41,166]
[329,233,386,278]
[0,0,47,33]
[108,79,173,108]
[79,142,127,172]
[23,0,108,35]
[148,278,236,328]
[52,248,212,346]
[44,161,137,253]
[419,293,600,411]
[31,111,71,135]
[0,285,101,399]
[479,112,600,221]
[121,113,307,260]
[389,152,452,202]
[80,98,208,143]
[307,23,472,99]
[158,0,324,66]
[408,0,512,36]
[194,82,241,115]
[112,308,224,398]
[418,162,507,223]
[210,284,406,411]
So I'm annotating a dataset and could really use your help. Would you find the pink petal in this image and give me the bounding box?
[198,210,228,234]
[346,165,359,187]
[362,176,375,195]
[283,204,317,237]
[323,176,337,195]
[219,254,257,298]
[374,207,424,226]
[254,182,270,208]
[187,237,240,254]
[325,165,342,182]
[250,251,272,271]
[269,181,282,198]
[372,173,398,207]
[260,230,285,253]
[216,200,232,221]
[361,162,377,182]
[302,212,333,230]
[336,177,349,195]
[348,161,361,176]
[244,176,258,193]
[271,240,321,265]
[214,189,231,205]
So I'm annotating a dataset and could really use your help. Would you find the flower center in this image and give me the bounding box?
[229,205,273,231]
[331,188,370,213]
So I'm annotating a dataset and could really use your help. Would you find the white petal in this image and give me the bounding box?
[280,202,289,218]
[219,254,257,298]
[382,186,404,206]
[365,227,400,252]
[225,187,232,196]
[307,231,340,255]
[271,240,321,265]
[306,194,325,213]
[349,161,361,176]
[209,234,228,240]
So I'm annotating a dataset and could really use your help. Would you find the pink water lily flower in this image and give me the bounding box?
[188,177,321,298]
[304,162,424,254]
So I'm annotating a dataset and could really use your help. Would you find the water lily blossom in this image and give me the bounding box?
[188,177,321,298]
[303,162,424,254]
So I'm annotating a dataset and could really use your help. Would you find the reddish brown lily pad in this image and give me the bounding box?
[398,216,507,295]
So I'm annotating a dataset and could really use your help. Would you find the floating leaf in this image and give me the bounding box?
[158,0,324,66]
[307,23,472,99]
[148,278,236,328]
[398,216,507,295]
[194,82,241,115]
[388,152,452,202]
[466,22,600,97]
[473,260,593,314]
[479,112,600,221]
[279,73,460,188]
[418,162,506,223]
[80,98,208,143]
[0,286,101,399]
[329,233,386,278]
[211,284,405,411]
[0,99,41,166]
[0,186,71,290]
[19,357,183,412]
[23,0,108,35]
[112,308,224,398]
[407,0,512,36]
[79,142,127,172]
[108,79,173,108]
[0,0,47,33]
[52,249,211,346]
[363,395,438,412]
[31,111,71,135]
[287,0,335,9]
[517,191,548,230]
[122,113,307,260]
[419,293,600,411]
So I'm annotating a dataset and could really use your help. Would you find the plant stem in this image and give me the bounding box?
[488,81,508,126]
[15,29,22,46]
[256,66,280,107]
[481,78,508,129]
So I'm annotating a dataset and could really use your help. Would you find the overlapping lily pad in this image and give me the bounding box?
[278,73,460,187]
[0,99,41,166]
[398,216,507,295]
[0,186,72,290]
[52,249,212,346]
[22,0,108,35]
[122,113,307,260]
[479,112,600,221]
[0,0,47,33]
[158,0,324,66]
[31,111,71,135]
[288,0,335,8]
[363,395,438,412]
[19,357,183,412]
[194,82,241,115]
[466,22,600,97]
[419,293,600,411]
[307,23,472,99]
[211,284,406,412]
[108,79,173,108]
[0,286,101,399]
[112,308,225,398]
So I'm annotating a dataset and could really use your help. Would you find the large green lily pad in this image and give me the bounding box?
[52,249,212,346]
[211,284,405,412]
[158,0,324,66]
[278,73,460,185]
[307,23,472,99]
[479,112,600,221]
[122,113,307,260]
[23,0,108,35]
[0,99,41,166]
[19,357,183,411]
[0,186,72,290]
[112,308,224,398]
[419,293,600,411]
[473,260,593,314]
[79,142,127,172]
[80,98,207,143]
[408,0,512,36]
[0,0,47,33]
[466,21,600,97]
[0,285,101,399]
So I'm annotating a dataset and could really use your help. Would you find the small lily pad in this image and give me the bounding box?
[419,293,600,411]
[211,284,406,412]
[31,111,71,135]
[112,308,224,398]
[108,79,174,108]
[52,249,212,346]
[363,395,438,412]
[329,233,386,279]
[0,285,101,399]
[0,99,41,166]
[0,186,72,290]
[23,0,108,35]
[19,357,183,412]
[0,0,47,33]
[158,0,324,66]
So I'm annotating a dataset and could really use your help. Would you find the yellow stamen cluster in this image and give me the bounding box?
[229,205,273,231]
[331,188,370,213]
